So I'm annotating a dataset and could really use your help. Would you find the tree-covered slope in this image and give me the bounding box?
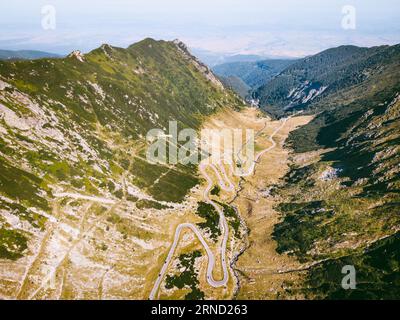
[266,45,400,299]
[219,75,251,98]
[213,59,296,92]
[256,44,400,118]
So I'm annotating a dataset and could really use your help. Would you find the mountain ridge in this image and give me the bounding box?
[0,38,244,270]
[253,43,400,299]
[255,43,400,118]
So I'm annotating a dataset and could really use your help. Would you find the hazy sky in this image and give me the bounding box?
[1,0,399,57]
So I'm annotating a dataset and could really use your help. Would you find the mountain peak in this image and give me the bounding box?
[67,50,85,62]
[127,37,160,51]
[171,39,224,90]
[100,43,112,50]
[173,39,187,51]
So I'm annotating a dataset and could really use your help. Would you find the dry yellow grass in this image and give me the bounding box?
[0,106,313,301]
[233,115,313,300]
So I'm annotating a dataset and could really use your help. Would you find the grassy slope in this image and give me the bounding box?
[0,38,244,260]
[266,45,400,299]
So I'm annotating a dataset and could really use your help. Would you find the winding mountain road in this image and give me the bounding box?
[149,117,287,300]
[235,117,288,177]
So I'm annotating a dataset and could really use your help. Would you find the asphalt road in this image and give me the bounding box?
[149,118,288,299]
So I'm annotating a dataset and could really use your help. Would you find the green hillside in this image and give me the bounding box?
[0,38,244,260]
[256,45,400,118]
[261,44,400,299]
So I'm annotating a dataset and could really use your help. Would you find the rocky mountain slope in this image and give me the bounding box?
[0,38,245,299]
[257,44,400,299]
[1,37,398,300]
[256,45,400,118]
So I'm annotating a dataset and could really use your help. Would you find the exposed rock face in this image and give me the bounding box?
[0,38,245,299]
[256,44,400,118]
[266,45,400,299]
[67,50,85,62]
[173,39,224,90]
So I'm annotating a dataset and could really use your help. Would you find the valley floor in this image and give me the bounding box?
[153,108,313,300]
[0,106,313,300]
[232,114,312,299]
